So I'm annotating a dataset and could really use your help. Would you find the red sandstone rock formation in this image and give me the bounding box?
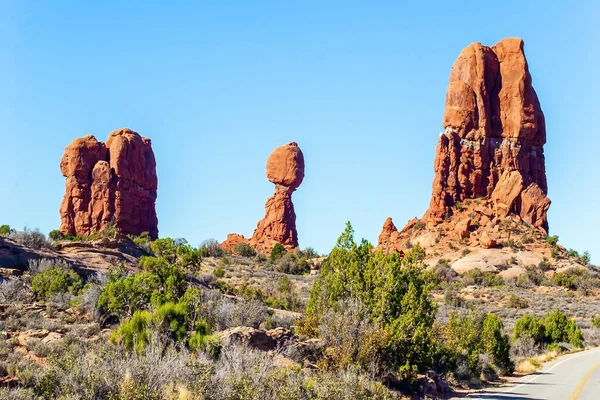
[379,38,551,253]
[59,128,158,239]
[222,142,304,255]
[377,217,404,254]
[425,38,549,231]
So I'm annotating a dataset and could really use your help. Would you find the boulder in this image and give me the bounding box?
[479,230,496,249]
[455,218,472,240]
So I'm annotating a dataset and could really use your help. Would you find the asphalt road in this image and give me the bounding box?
[454,348,600,400]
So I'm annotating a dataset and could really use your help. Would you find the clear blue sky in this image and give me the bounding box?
[1,1,598,261]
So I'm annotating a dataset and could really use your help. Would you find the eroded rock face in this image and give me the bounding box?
[424,38,550,232]
[59,128,158,239]
[223,142,304,255]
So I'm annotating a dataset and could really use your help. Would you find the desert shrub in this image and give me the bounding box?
[431,260,457,284]
[543,309,584,348]
[149,238,201,270]
[304,222,436,382]
[274,253,310,275]
[567,248,580,258]
[546,235,559,246]
[31,268,83,300]
[254,253,268,263]
[0,224,12,235]
[592,314,600,329]
[581,251,592,265]
[506,294,529,309]
[551,246,560,259]
[213,266,225,278]
[270,243,287,262]
[199,238,224,257]
[129,231,152,252]
[298,247,319,259]
[510,335,539,358]
[514,314,546,345]
[110,310,152,352]
[462,268,504,287]
[48,229,63,241]
[139,256,187,302]
[551,268,600,293]
[480,314,513,373]
[0,280,27,303]
[318,299,389,371]
[234,242,256,257]
[515,265,547,288]
[97,269,162,318]
[7,228,54,249]
[153,301,188,342]
[538,260,552,271]
[440,311,513,377]
[444,288,468,308]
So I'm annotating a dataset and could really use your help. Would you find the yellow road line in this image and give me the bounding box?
[568,360,600,400]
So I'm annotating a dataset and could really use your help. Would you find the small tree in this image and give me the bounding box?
[270,243,287,262]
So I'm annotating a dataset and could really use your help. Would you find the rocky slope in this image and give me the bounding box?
[59,128,158,239]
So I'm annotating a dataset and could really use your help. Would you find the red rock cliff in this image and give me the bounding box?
[425,38,550,231]
[59,128,158,239]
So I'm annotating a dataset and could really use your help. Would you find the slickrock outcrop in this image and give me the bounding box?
[222,142,304,255]
[379,38,551,254]
[425,38,549,231]
[59,128,158,239]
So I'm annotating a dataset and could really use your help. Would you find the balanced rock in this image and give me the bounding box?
[423,38,550,232]
[59,128,158,239]
[223,142,304,255]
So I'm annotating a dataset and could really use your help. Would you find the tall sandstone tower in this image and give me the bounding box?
[379,38,551,251]
[59,128,159,239]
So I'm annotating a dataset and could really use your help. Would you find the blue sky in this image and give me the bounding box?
[1,1,598,261]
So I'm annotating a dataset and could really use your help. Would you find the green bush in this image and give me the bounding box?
[440,311,513,377]
[270,243,287,262]
[506,294,529,309]
[153,302,188,342]
[48,229,63,241]
[234,242,256,257]
[275,253,311,274]
[462,268,504,287]
[97,270,162,318]
[546,235,559,246]
[110,310,152,352]
[213,266,225,279]
[0,225,11,236]
[480,314,513,374]
[31,268,83,300]
[514,314,546,345]
[514,311,583,348]
[543,309,584,348]
[592,314,600,329]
